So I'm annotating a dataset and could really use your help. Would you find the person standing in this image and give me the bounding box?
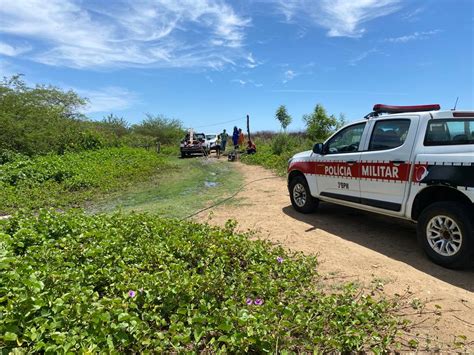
[221,129,228,151]
[232,126,239,149]
[238,128,245,149]
[215,134,221,158]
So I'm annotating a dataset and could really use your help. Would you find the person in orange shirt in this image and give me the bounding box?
[238,128,245,149]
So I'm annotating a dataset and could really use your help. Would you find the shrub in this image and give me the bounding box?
[0,149,27,165]
[0,210,401,353]
[0,75,186,156]
[242,136,313,175]
[271,133,289,155]
[131,114,185,145]
[0,147,170,214]
[303,104,345,142]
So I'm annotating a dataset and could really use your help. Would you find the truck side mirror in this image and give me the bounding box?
[312,143,324,155]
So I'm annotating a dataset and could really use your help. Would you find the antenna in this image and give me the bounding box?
[452,97,459,111]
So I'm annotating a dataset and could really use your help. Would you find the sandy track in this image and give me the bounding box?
[196,162,474,350]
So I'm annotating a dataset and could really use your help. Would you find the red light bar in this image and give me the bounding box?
[453,112,474,118]
[373,104,440,114]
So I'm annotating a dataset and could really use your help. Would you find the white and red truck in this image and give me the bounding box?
[288,104,474,268]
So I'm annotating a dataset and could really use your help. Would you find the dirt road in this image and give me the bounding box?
[197,162,474,351]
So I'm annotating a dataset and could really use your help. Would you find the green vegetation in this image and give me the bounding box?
[0,210,401,353]
[0,147,171,215]
[0,75,89,156]
[0,75,185,158]
[303,104,345,142]
[131,114,185,145]
[91,157,242,218]
[275,105,292,131]
[242,134,313,175]
[242,103,346,175]
[0,77,409,353]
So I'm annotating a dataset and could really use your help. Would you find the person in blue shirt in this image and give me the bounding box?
[232,126,239,149]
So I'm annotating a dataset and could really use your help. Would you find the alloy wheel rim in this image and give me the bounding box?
[293,183,307,208]
[426,215,463,257]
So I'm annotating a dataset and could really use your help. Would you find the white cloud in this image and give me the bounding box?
[349,48,377,66]
[385,30,441,43]
[401,7,424,22]
[273,0,401,38]
[231,79,263,87]
[0,0,250,69]
[76,87,137,113]
[0,42,31,56]
[245,52,262,68]
[283,69,297,83]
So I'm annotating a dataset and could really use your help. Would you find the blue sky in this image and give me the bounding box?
[1,0,473,132]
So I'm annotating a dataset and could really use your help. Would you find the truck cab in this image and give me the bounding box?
[288,104,474,268]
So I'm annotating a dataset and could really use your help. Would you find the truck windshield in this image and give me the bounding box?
[424,119,474,146]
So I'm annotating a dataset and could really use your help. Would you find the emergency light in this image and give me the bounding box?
[373,104,441,114]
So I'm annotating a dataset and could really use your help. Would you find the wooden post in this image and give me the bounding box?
[246,114,251,142]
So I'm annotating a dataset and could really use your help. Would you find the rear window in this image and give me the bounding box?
[369,119,410,151]
[424,119,474,146]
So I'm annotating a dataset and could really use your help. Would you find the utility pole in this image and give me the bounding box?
[246,114,251,141]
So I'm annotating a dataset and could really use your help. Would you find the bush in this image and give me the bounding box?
[0,149,27,165]
[242,135,313,175]
[0,147,170,214]
[0,210,401,352]
[0,76,186,156]
[131,114,185,145]
[271,133,288,155]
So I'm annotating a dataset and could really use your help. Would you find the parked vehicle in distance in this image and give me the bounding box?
[288,104,474,268]
[205,134,219,152]
[180,132,206,158]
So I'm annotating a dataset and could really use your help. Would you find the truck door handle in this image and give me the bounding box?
[390,160,405,164]
[346,160,357,164]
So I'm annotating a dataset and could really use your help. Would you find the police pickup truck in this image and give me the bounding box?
[288,104,474,268]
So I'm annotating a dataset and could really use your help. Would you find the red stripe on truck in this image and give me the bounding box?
[289,161,411,182]
[288,161,315,174]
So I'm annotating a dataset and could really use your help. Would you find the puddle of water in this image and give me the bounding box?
[204,181,218,188]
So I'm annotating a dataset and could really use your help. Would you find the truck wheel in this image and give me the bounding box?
[289,175,319,214]
[181,151,186,158]
[417,202,474,269]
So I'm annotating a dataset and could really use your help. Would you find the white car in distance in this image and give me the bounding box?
[205,134,219,152]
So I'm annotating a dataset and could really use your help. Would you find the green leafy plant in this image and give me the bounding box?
[0,210,401,353]
[0,147,171,214]
[242,135,313,175]
[303,104,345,142]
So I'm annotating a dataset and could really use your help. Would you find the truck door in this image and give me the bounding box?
[359,116,419,215]
[315,122,367,203]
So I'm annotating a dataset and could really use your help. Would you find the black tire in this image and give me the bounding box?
[417,202,474,269]
[181,151,186,158]
[289,175,319,214]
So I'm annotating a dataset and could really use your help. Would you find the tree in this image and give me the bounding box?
[303,104,345,142]
[100,114,129,137]
[275,105,292,131]
[0,75,88,155]
[131,114,185,144]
